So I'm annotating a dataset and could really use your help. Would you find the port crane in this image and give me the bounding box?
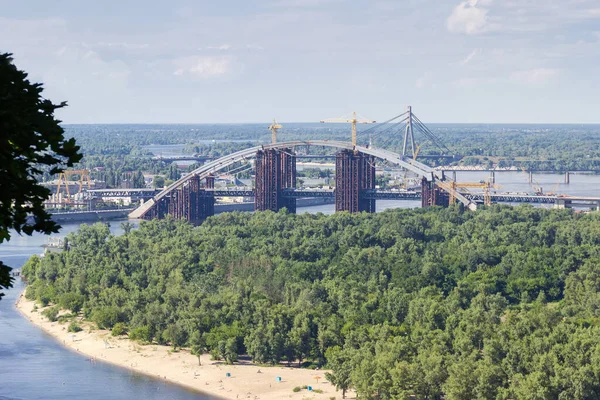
[268,119,283,144]
[56,170,92,199]
[320,111,376,149]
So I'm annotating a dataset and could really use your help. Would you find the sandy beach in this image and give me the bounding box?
[16,294,349,400]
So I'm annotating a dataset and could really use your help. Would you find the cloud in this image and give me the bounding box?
[451,76,499,87]
[415,72,433,89]
[173,56,232,78]
[460,48,481,65]
[205,44,231,51]
[245,44,265,51]
[589,9,600,16]
[447,0,491,34]
[94,42,150,50]
[270,0,345,8]
[510,68,560,84]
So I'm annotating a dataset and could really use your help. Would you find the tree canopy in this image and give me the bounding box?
[21,205,600,398]
[0,52,81,298]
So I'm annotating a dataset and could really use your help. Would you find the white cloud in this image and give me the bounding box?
[510,68,560,84]
[95,42,150,49]
[173,56,232,78]
[245,44,265,50]
[447,0,491,34]
[452,76,499,87]
[270,0,345,8]
[589,9,600,16]
[460,48,481,65]
[206,44,231,51]
[415,72,433,89]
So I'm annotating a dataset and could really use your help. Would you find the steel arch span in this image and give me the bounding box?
[129,140,475,218]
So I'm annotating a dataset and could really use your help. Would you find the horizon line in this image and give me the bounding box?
[60,121,600,126]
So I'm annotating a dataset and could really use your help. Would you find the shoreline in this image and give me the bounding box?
[16,293,346,400]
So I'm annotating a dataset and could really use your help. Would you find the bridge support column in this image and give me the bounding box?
[565,171,570,184]
[255,149,296,212]
[335,150,376,213]
[142,175,214,223]
[166,175,215,224]
[421,178,449,208]
[554,199,572,209]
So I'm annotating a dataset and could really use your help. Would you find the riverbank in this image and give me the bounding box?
[16,294,345,400]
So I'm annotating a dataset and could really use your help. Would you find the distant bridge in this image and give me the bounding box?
[130,140,475,222]
[87,188,160,199]
[130,139,600,223]
[206,188,599,206]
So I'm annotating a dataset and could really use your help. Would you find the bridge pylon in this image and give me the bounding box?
[421,177,450,208]
[142,175,215,223]
[335,150,376,213]
[255,148,297,212]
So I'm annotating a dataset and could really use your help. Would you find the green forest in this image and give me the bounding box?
[22,206,600,399]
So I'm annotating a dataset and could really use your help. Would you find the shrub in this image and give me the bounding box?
[293,387,302,393]
[68,321,82,333]
[25,285,37,300]
[59,293,85,313]
[111,322,127,336]
[41,305,59,322]
[129,326,153,343]
[91,307,121,329]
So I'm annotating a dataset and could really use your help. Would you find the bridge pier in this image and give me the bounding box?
[255,148,297,212]
[421,178,449,208]
[142,175,215,223]
[335,150,376,213]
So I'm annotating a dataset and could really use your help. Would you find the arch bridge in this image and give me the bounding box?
[129,141,475,223]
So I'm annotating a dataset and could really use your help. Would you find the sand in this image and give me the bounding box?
[16,294,350,400]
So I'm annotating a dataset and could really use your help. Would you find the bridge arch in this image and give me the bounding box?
[130,140,474,218]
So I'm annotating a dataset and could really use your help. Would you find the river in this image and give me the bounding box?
[2,171,600,399]
[0,223,217,400]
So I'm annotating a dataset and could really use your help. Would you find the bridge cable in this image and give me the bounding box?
[356,111,409,137]
[411,114,447,147]
[411,115,451,154]
[368,119,408,140]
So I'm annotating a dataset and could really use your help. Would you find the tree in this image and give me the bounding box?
[132,170,145,188]
[0,53,81,299]
[153,175,165,189]
[190,331,207,365]
[162,323,187,350]
[224,337,238,364]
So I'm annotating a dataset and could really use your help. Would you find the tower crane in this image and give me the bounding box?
[320,111,376,149]
[268,119,283,144]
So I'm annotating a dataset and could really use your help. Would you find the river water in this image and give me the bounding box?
[2,171,600,399]
[0,223,216,400]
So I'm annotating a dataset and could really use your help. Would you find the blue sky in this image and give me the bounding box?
[1,0,599,123]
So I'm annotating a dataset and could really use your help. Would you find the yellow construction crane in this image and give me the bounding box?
[438,180,500,207]
[520,167,543,195]
[268,119,282,144]
[547,180,561,196]
[56,169,92,199]
[320,111,376,148]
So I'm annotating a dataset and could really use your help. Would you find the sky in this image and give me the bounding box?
[1,0,599,124]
